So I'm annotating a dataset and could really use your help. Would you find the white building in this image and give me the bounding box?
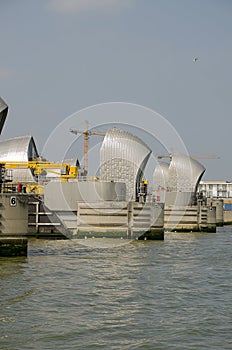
[198,181,232,198]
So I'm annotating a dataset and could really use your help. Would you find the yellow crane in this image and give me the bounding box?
[70,121,105,175]
[1,160,78,183]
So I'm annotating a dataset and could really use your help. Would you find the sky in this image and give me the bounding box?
[0,0,232,180]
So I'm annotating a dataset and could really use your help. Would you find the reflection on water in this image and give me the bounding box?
[0,227,231,350]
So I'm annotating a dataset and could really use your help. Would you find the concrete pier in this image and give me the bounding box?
[0,193,28,235]
[164,204,216,232]
[43,181,164,240]
[206,199,224,226]
[198,206,216,232]
[0,237,27,256]
[75,201,164,240]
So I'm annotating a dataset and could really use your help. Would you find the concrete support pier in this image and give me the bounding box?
[0,193,28,235]
[206,199,224,226]
[75,201,164,240]
[164,204,216,232]
[0,237,28,257]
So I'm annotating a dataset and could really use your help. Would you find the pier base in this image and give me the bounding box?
[137,228,164,240]
[0,237,28,257]
[164,204,217,233]
[75,201,164,240]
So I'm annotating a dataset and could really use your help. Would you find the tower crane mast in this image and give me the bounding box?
[70,121,105,175]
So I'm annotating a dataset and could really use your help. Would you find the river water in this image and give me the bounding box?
[1,227,231,350]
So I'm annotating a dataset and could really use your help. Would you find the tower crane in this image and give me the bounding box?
[156,154,220,160]
[70,121,106,175]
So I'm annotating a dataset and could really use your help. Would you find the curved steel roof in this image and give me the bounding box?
[0,97,8,135]
[168,153,205,193]
[0,136,39,182]
[153,154,205,205]
[100,127,151,200]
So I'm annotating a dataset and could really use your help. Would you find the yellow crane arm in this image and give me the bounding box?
[0,161,78,181]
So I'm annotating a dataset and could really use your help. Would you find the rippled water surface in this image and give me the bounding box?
[1,227,232,350]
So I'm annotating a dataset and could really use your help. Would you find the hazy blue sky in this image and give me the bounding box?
[0,0,231,180]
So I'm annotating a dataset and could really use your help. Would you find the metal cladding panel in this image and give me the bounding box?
[152,161,169,203]
[0,97,8,135]
[168,153,205,193]
[100,128,151,200]
[0,136,39,182]
[153,161,169,191]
